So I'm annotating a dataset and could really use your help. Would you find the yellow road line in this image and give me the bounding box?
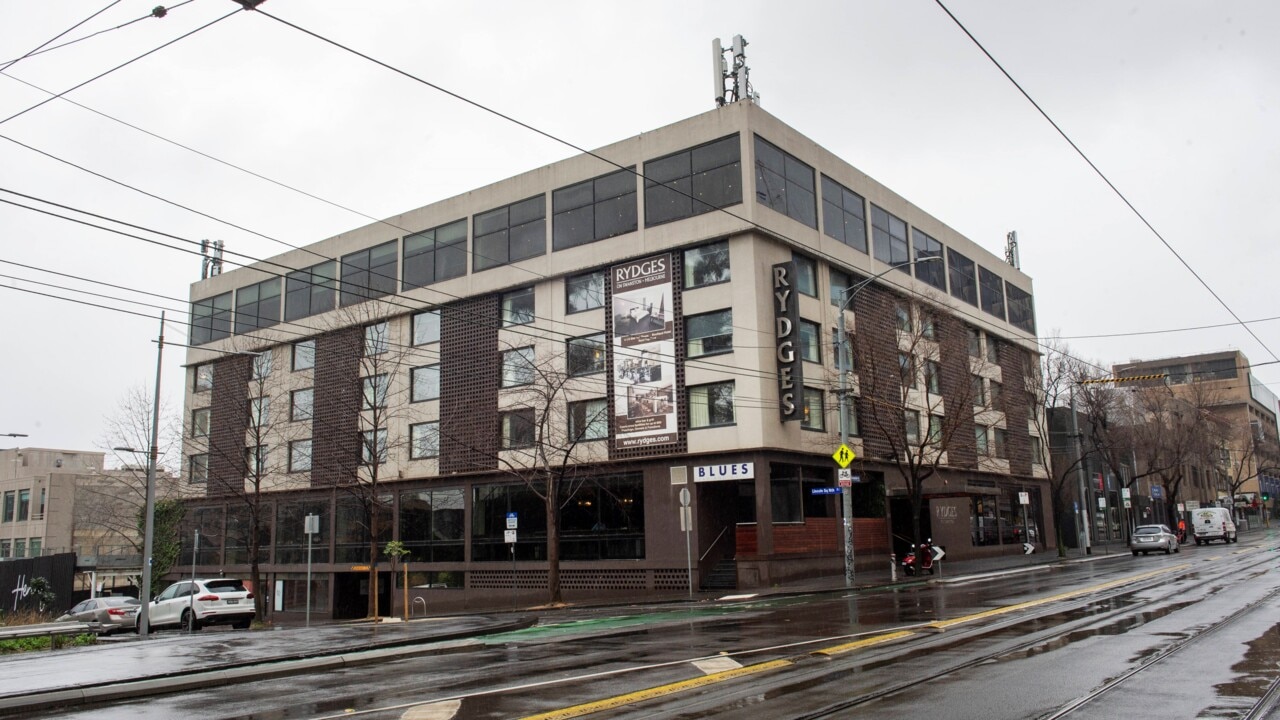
[519,659,793,720]
[813,630,915,656]
[928,564,1190,630]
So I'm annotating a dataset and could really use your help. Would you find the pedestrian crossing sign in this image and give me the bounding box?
[832,444,855,468]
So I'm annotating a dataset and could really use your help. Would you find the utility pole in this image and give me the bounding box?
[1070,389,1092,555]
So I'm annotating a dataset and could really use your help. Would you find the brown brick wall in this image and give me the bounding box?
[207,355,250,498]
[937,314,978,469]
[999,341,1034,476]
[440,295,500,474]
[851,283,903,461]
[311,327,361,487]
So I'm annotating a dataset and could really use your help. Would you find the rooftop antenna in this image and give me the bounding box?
[200,239,224,279]
[1004,230,1020,270]
[712,35,758,107]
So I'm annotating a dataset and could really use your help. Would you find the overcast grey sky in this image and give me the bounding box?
[3,0,1278,454]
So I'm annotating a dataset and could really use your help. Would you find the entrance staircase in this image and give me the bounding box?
[700,560,737,591]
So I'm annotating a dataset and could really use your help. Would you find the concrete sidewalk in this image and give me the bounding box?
[0,548,1133,715]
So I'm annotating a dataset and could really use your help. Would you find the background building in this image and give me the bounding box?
[181,101,1046,618]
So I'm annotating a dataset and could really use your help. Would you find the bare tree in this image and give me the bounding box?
[1128,381,1221,527]
[1220,421,1280,514]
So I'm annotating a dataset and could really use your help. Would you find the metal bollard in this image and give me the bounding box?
[889,554,897,582]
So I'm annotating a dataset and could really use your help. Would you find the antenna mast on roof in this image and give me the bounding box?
[712,35,759,107]
[1004,231,1020,270]
[200,239,224,279]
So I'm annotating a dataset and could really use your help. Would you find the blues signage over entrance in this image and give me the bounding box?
[772,261,802,421]
[693,462,756,482]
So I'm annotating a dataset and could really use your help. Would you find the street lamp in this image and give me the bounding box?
[835,255,943,587]
[115,311,166,636]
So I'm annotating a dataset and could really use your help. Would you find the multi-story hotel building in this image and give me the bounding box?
[181,101,1047,618]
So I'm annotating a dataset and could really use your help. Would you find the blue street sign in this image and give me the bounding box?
[811,487,843,495]
[1151,486,1164,500]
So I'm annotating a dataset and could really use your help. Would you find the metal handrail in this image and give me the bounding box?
[698,525,732,563]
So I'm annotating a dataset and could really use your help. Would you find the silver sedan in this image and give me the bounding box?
[1130,524,1180,555]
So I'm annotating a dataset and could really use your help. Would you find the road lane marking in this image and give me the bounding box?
[928,564,1190,630]
[401,699,461,719]
[518,659,792,720]
[813,630,915,656]
[693,656,742,674]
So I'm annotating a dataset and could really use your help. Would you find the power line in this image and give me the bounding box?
[933,0,1279,365]
[0,2,196,69]
[0,0,122,72]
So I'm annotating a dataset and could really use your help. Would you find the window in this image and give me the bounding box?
[948,248,977,306]
[689,381,735,428]
[361,429,388,464]
[552,167,637,250]
[400,487,465,562]
[501,287,535,326]
[986,334,1000,364]
[501,409,535,448]
[754,135,817,228]
[967,327,982,358]
[993,428,1008,459]
[411,365,440,402]
[234,278,282,334]
[821,175,867,253]
[686,309,733,357]
[410,422,440,459]
[0,540,8,557]
[871,205,910,270]
[832,327,854,371]
[830,268,852,306]
[412,310,441,345]
[905,410,921,445]
[683,240,730,288]
[402,220,466,290]
[1030,436,1044,465]
[364,322,388,356]
[979,266,1006,319]
[251,351,272,381]
[895,304,912,332]
[191,408,211,438]
[912,230,947,291]
[771,464,834,523]
[566,270,606,313]
[289,440,312,473]
[249,396,269,427]
[972,375,987,407]
[927,415,943,445]
[798,320,820,362]
[195,364,214,392]
[36,488,44,520]
[473,196,545,271]
[502,347,536,387]
[925,360,942,394]
[16,490,29,522]
[801,387,825,430]
[341,240,398,306]
[190,292,232,345]
[189,454,209,484]
[1007,284,1036,334]
[899,353,917,388]
[291,389,313,422]
[1,492,11,522]
[990,380,1003,409]
[645,134,742,226]
[363,375,389,410]
[975,425,989,455]
[293,340,315,371]
[568,399,609,441]
[567,334,606,376]
[284,261,337,322]
[14,540,24,559]
[27,539,40,558]
[246,445,267,476]
[793,254,817,296]
[921,313,937,340]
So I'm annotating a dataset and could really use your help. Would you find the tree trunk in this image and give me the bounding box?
[546,481,561,604]
[249,505,263,622]
[368,504,379,619]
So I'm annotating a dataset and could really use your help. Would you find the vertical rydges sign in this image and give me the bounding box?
[773,261,802,421]
[612,254,677,449]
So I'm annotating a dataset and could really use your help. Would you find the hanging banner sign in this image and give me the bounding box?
[772,261,803,422]
[611,254,677,449]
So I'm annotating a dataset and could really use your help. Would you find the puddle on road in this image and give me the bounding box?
[1200,621,1280,717]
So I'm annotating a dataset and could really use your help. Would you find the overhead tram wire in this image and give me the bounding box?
[0,2,199,69]
[933,0,1280,365]
[244,6,1116,377]
[1,0,123,72]
[0,6,238,128]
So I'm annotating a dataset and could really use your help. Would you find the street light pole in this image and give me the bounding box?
[836,256,942,588]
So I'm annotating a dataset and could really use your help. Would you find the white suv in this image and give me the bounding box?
[148,578,255,632]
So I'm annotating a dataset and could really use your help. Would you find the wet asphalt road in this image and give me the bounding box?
[17,535,1280,720]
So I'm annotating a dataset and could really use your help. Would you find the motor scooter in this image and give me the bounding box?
[901,539,936,576]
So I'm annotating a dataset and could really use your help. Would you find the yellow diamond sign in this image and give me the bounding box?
[832,444,856,469]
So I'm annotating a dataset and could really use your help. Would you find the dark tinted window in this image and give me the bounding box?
[821,175,867,253]
[234,278,282,334]
[552,168,637,250]
[979,266,1006,320]
[644,134,741,226]
[566,270,606,313]
[284,261,337,322]
[204,579,246,592]
[473,196,545,271]
[190,292,232,345]
[341,240,398,306]
[948,248,977,306]
[912,230,946,291]
[754,135,816,228]
[1007,283,1035,334]
[403,220,467,290]
[871,205,909,271]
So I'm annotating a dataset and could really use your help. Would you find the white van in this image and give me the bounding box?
[1192,507,1237,545]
